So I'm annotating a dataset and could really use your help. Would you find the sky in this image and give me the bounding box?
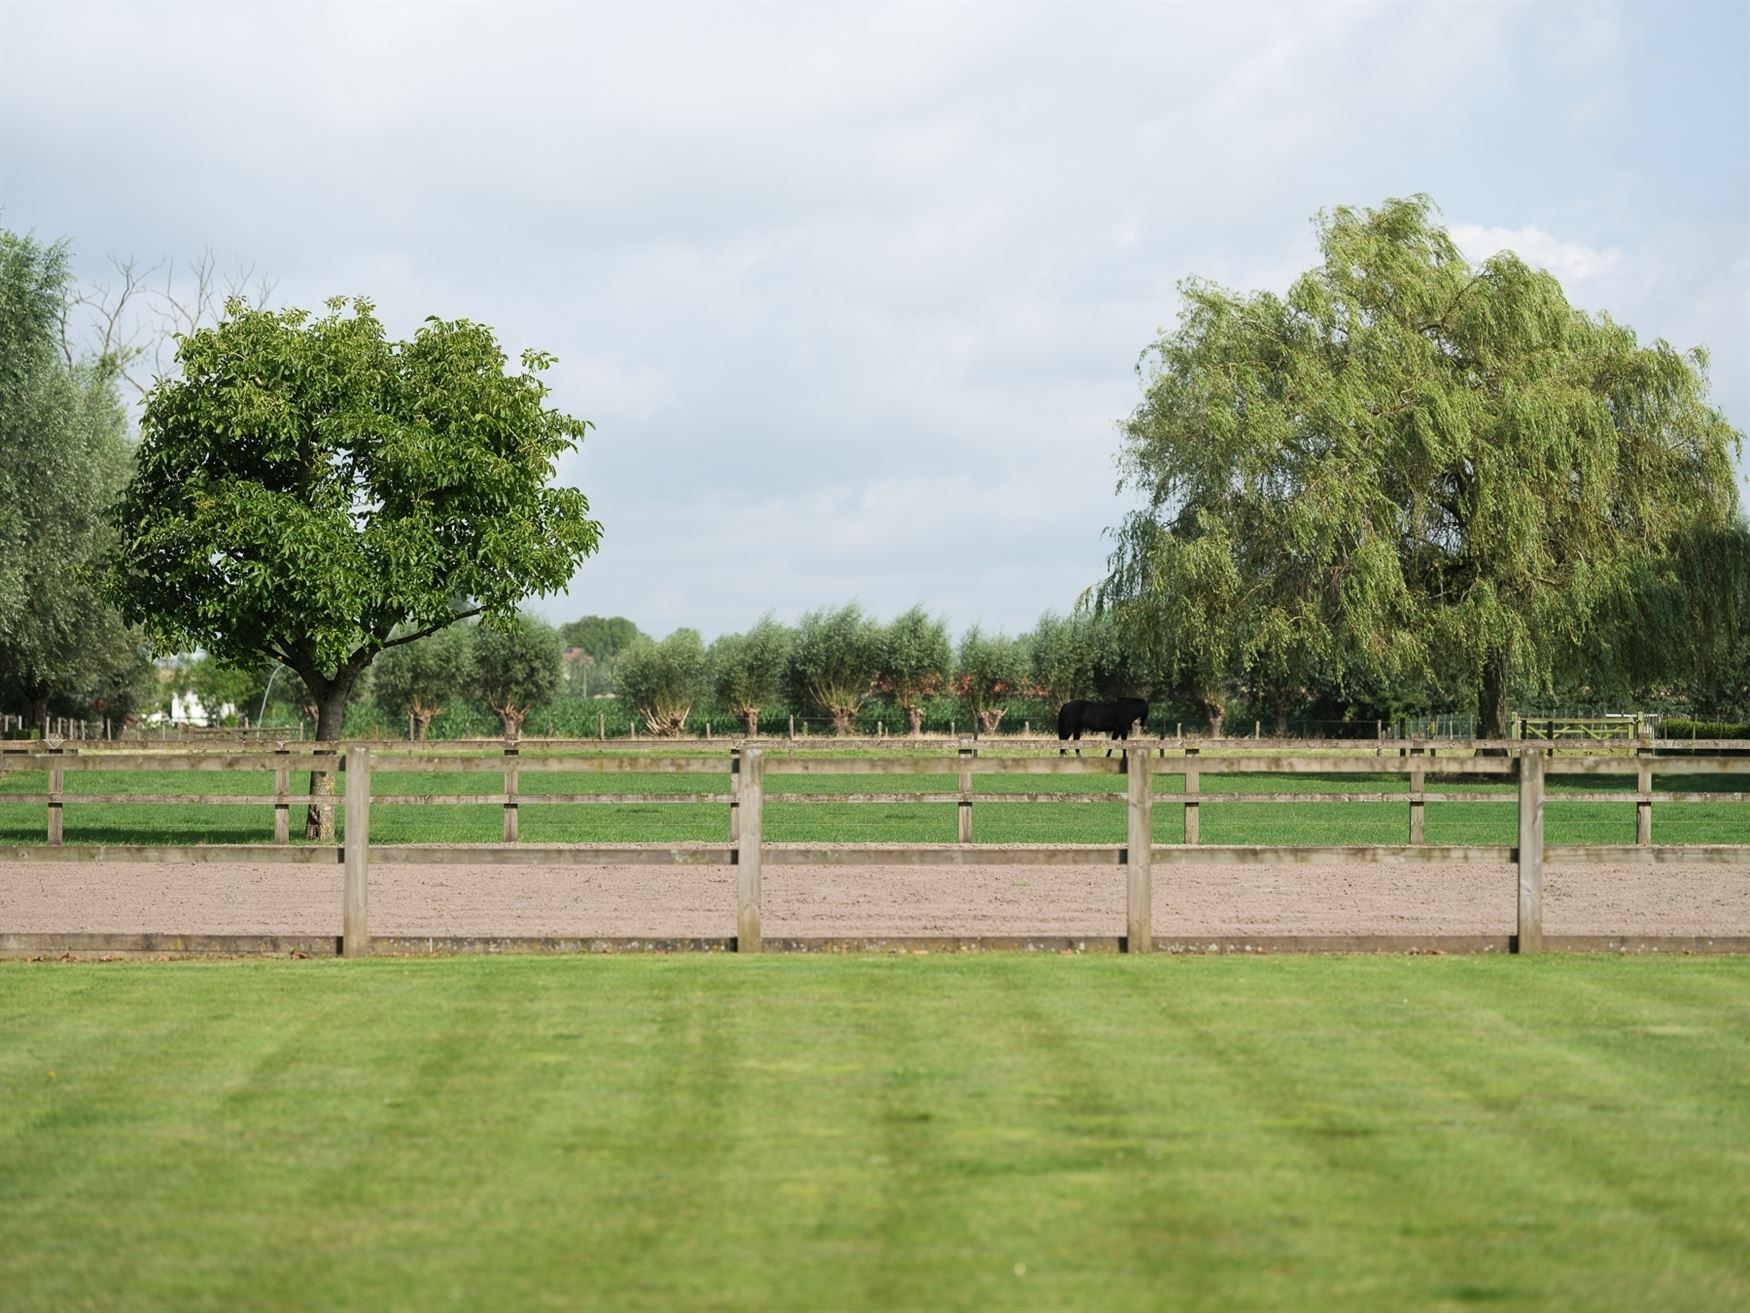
[3,0,1746,643]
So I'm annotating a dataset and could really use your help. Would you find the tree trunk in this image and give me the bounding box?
[1201,688,1227,739]
[1479,650,1510,741]
[742,709,759,736]
[906,705,924,736]
[831,709,853,735]
[413,710,434,741]
[304,682,351,840]
[500,709,526,741]
[978,707,1005,735]
[28,684,51,736]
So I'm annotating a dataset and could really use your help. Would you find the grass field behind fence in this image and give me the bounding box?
[0,762,1744,846]
[1,954,1746,1312]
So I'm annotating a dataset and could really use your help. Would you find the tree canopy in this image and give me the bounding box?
[789,604,882,734]
[709,617,791,736]
[878,606,952,736]
[619,629,709,736]
[1099,196,1743,736]
[107,296,601,744]
[373,622,475,740]
[473,615,562,738]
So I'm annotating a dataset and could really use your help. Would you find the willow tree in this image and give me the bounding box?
[1100,196,1742,737]
[108,296,601,833]
[878,606,951,736]
[710,617,791,736]
[0,230,146,729]
[373,622,474,739]
[618,628,708,736]
[789,604,881,734]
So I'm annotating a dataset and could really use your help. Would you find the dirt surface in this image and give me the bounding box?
[2,856,1745,938]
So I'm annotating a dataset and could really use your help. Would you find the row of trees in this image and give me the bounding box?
[5,198,1746,774]
[312,606,1131,740]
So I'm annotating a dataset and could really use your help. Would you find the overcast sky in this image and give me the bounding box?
[4,0,1746,642]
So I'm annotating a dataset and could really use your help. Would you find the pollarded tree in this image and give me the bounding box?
[710,617,791,736]
[1100,196,1742,738]
[107,296,600,833]
[619,628,708,736]
[474,614,563,739]
[1029,609,1149,711]
[956,626,1029,736]
[373,622,475,739]
[878,606,951,736]
[789,604,883,734]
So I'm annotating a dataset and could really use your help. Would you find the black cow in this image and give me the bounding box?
[1057,698,1150,755]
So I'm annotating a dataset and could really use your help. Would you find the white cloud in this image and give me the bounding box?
[1450,224,1626,283]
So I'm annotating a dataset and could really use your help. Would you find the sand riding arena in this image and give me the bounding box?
[3,737,1746,957]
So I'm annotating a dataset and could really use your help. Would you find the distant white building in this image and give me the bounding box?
[146,691,237,727]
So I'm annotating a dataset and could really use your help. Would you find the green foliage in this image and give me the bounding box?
[1101,196,1744,738]
[0,229,150,725]
[710,617,791,735]
[473,615,562,737]
[1028,609,1145,707]
[106,295,602,742]
[1661,718,1750,740]
[956,626,1030,734]
[789,604,882,733]
[558,615,643,662]
[372,623,475,739]
[618,629,708,736]
[878,606,952,734]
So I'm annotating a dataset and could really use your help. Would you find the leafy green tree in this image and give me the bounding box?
[878,606,951,736]
[473,615,562,739]
[0,230,146,729]
[709,617,791,735]
[789,604,882,734]
[956,626,1029,735]
[1100,196,1742,738]
[619,629,709,736]
[373,623,475,739]
[106,296,600,832]
[558,616,643,662]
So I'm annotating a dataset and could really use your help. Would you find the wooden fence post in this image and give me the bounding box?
[46,743,64,846]
[1182,745,1200,845]
[966,735,980,847]
[1126,745,1152,954]
[1516,745,1544,955]
[737,747,763,952]
[273,743,290,846]
[729,745,741,843]
[343,744,371,957]
[1636,727,1653,847]
[503,740,520,843]
[1408,738,1426,844]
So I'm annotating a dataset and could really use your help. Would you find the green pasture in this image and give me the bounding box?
[1,955,1745,1312]
[0,759,1742,846]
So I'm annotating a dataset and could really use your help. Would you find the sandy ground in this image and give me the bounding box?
[2,856,1745,939]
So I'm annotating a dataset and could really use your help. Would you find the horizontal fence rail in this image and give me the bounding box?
[2,738,1744,958]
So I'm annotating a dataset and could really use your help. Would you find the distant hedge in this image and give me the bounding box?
[1661,719,1750,739]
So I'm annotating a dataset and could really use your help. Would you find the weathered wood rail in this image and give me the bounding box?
[2,739,1744,958]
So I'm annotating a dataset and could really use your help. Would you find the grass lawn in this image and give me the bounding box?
[1,762,1743,847]
[0,955,1745,1312]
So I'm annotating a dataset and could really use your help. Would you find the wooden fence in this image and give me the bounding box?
[2,739,1746,957]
